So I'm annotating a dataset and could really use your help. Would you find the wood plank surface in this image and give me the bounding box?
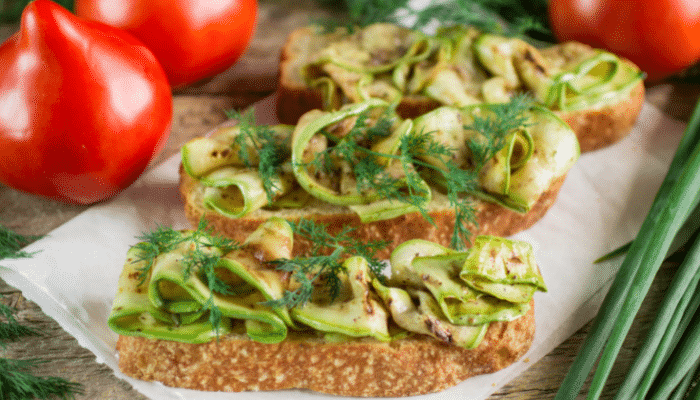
[1,1,699,399]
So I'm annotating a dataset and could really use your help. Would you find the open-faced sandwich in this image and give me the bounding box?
[179,96,579,258]
[277,23,645,152]
[109,217,547,396]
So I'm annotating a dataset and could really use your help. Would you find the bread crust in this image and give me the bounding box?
[116,300,535,397]
[276,26,645,153]
[557,79,645,152]
[180,169,566,259]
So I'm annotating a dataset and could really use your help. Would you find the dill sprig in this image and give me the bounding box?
[318,0,554,42]
[466,93,534,172]
[303,95,534,250]
[0,226,82,398]
[0,225,42,261]
[133,219,241,335]
[0,301,39,345]
[0,297,83,399]
[266,219,388,309]
[225,109,290,203]
[400,129,481,249]
[304,111,478,248]
[131,225,185,285]
[0,358,83,400]
[181,219,241,334]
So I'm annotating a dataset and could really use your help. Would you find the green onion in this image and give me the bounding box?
[554,95,700,399]
[679,360,700,399]
[613,234,700,399]
[647,312,700,399]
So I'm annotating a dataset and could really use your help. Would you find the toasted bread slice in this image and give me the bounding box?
[181,169,566,260]
[117,300,534,397]
[277,25,645,153]
[112,219,544,397]
[180,97,578,259]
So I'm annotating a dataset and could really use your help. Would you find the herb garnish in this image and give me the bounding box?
[132,219,241,334]
[225,109,290,204]
[181,219,241,333]
[0,299,83,399]
[0,357,83,400]
[316,0,554,43]
[0,225,42,260]
[0,225,83,399]
[131,225,185,285]
[466,93,534,172]
[265,218,389,309]
[0,301,39,343]
[299,94,534,249]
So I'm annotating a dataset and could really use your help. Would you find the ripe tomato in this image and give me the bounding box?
[74,0,258,88]
[0,0,172,204]
[549,0,700,82]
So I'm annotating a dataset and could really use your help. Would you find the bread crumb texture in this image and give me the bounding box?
[117,303,534,397]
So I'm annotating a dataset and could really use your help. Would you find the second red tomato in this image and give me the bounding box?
[75,0,257,88]
[549,0,700,82]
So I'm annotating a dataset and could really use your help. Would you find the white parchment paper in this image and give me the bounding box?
[0,93,688,400]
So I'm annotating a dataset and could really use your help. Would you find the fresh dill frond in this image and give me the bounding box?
[316,0,554,42]
[180,219,241,334]
[466,93,534,171]
[0,225,42,261]
[409,0,503,34]
[302,95,533,250]
[131,219,241,335]
[0,226,83,398]
[0,300,39,346]
[131,225,186,285]
[226,109,290,203]
[400,128,481,249]
[342,0,409,29]
[0,358,83,400]
[444,164,479,250]
[0,297,83,399]
[266,219,388,309]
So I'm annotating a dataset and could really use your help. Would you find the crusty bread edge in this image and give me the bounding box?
[276,26,645,153]
[556,78,645,152]
[116,300,535,397]
[179,167,566,259]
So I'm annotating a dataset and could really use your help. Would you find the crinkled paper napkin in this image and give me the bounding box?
[0,94,688,400]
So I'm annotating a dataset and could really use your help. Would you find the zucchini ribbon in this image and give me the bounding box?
[302,24,643,113]
[109,219,547,349]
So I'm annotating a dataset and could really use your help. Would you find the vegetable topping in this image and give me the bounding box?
[182,96,579,250]
[108,218,547,349]
[300,23,642,114]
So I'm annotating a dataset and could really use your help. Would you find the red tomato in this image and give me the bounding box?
[549,0,700,82]
[0,0,172,204]
[74,0,258,88]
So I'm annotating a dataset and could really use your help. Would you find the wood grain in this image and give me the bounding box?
[0,1,698,399]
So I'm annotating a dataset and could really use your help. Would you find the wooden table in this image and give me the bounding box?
[1,2,699,399]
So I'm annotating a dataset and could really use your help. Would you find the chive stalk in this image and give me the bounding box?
[647,312,700,399]
[679,360,700,399]
[632,282,700,398]
[554,97,700,399]
[614,234,700,399]
[586,144,700,399]
[664,358,700,400]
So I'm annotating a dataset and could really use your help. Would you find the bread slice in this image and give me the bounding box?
[180,169,566,260]
[116,300,534,397]
[276,25,645,153]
